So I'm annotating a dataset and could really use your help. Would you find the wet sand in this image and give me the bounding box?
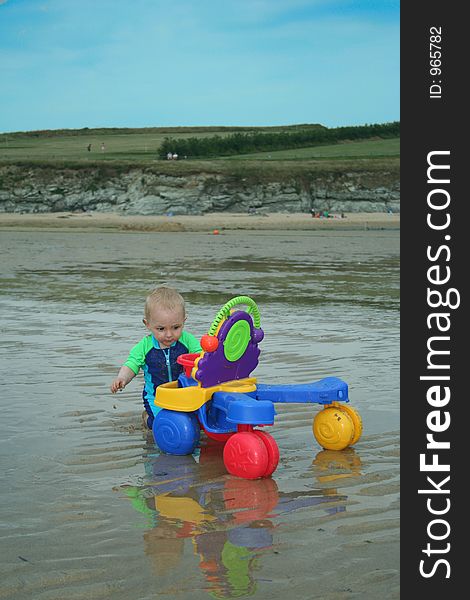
[0,228,399,599]
[0,210,400,232]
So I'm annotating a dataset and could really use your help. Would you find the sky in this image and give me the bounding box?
[0,0,399,133]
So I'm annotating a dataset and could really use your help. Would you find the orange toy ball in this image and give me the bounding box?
[213,229,220,235]
[200,334,219,352]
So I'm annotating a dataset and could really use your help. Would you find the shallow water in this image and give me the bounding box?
[0,229,399,599]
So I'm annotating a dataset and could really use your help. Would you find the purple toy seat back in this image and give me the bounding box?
[195,310,264,388]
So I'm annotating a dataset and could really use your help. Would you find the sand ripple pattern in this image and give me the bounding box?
[0,230,399,599]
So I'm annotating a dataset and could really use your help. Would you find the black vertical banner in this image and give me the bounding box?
[401,2,465,596]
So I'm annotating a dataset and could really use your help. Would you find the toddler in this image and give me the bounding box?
[110,286,201,428]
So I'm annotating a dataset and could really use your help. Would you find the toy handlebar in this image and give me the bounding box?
[208,296,261,335]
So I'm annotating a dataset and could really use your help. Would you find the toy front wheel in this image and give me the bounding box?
[153,409,200,455]
[223,432,269,480]
[253,430,279,477]
[223,430,280,479]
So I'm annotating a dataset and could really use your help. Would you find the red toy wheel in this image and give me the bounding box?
[253,430,280,477]
[223,432,269,479]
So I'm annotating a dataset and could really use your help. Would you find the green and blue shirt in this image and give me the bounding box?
[124,331,201,417]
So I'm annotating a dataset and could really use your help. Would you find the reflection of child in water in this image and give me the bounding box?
[110,286,201,428]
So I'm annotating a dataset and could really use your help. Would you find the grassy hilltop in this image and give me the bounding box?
[0,123,399,181]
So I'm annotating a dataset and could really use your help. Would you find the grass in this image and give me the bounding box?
[0,131,198,163]
[0,126,399,181]
[0,125,400,168]
[226,137,400,160]
[0,124,326,163]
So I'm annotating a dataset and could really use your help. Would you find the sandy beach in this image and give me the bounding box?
[0,211,400,232]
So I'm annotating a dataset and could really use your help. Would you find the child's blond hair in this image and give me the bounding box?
[144,286,186,320]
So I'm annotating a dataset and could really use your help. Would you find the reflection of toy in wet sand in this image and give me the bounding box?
[152,296,362,479]
[124,445,349,598]
[312,448,363,484]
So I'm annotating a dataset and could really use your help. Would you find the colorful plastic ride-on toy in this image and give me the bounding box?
[152,296,362,480]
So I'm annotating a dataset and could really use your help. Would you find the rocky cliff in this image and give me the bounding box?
[0,164,400,215]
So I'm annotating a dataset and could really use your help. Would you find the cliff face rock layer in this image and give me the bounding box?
[0,164,400,214]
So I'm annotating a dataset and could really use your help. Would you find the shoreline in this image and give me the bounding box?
[0,211,400,232]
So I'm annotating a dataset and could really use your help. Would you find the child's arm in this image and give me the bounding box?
[110,337,150,393]
[110,365,136,393]
[180,330,202,353]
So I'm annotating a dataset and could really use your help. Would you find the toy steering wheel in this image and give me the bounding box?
[208,296,261,335]
[200,296,262,360]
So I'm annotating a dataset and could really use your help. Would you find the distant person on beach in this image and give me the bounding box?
[110,286,201,429]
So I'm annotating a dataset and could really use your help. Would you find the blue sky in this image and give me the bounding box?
[0,0,399,133]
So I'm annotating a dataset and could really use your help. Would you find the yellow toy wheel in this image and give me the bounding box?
[332,403,363,446]
[313,407,355,451]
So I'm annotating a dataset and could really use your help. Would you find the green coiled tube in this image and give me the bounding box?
[208,296,261,335]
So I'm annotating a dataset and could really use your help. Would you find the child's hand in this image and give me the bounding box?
[110,366,135,393]
[110,378,126,393]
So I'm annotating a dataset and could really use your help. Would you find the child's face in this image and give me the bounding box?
[144,305,185,348]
